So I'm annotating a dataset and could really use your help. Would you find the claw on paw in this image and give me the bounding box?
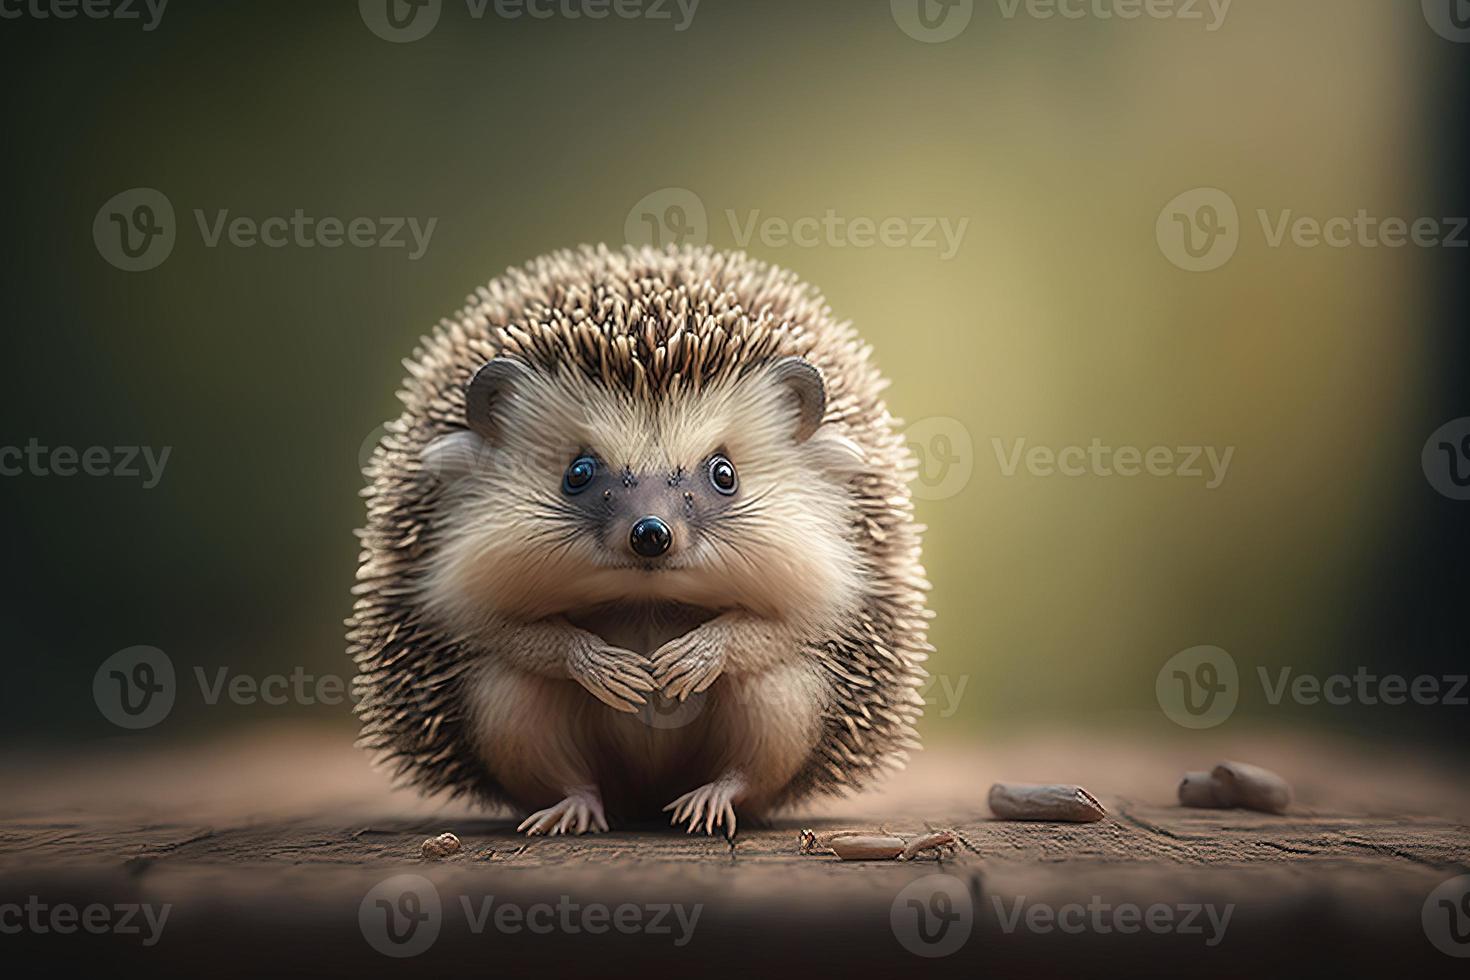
[650,632,725,702]
[662,774,744,836]
[517,789,609,836]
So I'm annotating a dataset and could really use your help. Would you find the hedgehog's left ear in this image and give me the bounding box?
[770,356,826,443]
[465,357,534,444]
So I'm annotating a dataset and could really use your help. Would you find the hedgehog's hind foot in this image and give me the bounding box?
[664,772,746,837]
[517,786,609,836]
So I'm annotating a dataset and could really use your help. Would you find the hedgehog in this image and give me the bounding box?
[348,244,930,836]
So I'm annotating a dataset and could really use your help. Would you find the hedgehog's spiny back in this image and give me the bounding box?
[351,244,928,805]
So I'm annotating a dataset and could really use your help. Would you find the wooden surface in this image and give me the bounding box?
[2,725,1467,976]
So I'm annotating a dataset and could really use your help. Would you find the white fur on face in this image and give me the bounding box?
[421,364,868,634]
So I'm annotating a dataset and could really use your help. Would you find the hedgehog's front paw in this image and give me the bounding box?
[663,772,745,836]
[567,639,655,713]
[650,629,726,702]
[517,786,609,836]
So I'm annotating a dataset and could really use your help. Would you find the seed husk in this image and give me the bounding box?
[900,830,958,860]
[801,828,959,861]
[988,783,1106,823]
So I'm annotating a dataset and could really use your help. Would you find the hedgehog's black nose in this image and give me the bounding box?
[629,516,672,558]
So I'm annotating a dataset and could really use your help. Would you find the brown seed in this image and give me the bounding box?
[1211,761,1291,814]
[419,832,463,860]
[988,783,1106,823]
[828,834,908,860]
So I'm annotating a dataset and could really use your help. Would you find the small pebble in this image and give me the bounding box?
[1178,771,1232,807]
[1177,760,1291,814]
[419,832,463,860]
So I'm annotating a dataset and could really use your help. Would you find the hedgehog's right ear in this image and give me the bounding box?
[465,357,534,444]
[770,356,827,443]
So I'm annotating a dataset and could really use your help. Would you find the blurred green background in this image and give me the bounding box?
[1,0,1465,750]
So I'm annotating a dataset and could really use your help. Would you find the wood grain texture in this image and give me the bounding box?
[1,725,1466,977]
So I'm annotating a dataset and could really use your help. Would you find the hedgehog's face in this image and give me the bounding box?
[419,356,868,634]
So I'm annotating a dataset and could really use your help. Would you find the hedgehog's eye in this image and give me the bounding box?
[562,455,597,494]
[708,454,738,495]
